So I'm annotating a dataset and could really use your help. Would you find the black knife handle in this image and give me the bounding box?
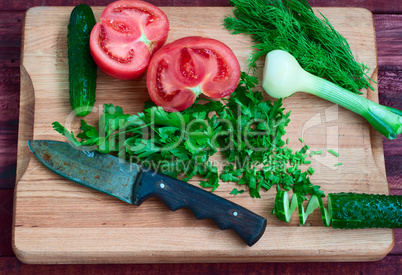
[132,169,267,246]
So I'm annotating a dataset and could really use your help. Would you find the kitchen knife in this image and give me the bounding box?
[28,140,267,246]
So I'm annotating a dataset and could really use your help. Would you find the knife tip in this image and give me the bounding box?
[27,140,47,153]
[27,140,33,152]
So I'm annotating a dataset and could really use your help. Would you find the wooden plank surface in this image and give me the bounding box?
[374,15,402,67]
[0,190,14,257]
[2,0,402,13]
[0,67,19,189]
[1,255,402,274]
[12,6,394,264]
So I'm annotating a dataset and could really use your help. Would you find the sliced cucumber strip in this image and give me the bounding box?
[273,190,327,225]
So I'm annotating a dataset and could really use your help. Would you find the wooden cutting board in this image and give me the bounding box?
[14,6,393,264]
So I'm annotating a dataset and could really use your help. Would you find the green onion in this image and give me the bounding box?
[334,162,343,167]
[262,50,402,140]
[310,150,322,157]
[298,138,304,143]
[327,149,339,157]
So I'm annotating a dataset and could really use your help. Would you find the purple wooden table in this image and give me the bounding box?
[0,0,401,273]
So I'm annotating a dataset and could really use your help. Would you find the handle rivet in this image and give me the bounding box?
[159,183,166,189]
[233,211,238,217]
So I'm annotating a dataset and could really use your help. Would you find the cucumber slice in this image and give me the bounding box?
[273,190,294,222]
[318,195,331,227]
[273,190,321,225]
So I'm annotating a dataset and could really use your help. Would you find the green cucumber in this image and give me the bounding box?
[329,192,402,229]
[273,190,402,228]
[67,4,97,117]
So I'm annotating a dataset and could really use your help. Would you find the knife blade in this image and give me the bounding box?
[28,140,267,246]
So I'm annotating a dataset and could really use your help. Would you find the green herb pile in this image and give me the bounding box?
[223,0,373,94]
[53,72,323,202]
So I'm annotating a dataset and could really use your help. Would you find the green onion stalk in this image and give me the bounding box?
[262,50,402,139]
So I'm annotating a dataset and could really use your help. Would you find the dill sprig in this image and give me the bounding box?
[223,0,374,94]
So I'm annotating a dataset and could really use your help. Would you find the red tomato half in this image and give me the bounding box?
[90,0,169,80]
[146,36,241,112]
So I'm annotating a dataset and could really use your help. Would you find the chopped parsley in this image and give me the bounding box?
[53,72,323,202]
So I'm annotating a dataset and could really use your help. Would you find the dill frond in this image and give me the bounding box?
[223,0,374,94]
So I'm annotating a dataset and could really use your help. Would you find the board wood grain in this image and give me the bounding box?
[13,6,393,264]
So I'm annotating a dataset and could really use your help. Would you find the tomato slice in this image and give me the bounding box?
[146,36,241,112]
[89,0,169,80]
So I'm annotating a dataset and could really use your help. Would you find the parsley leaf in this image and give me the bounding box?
[230,188,245,196]
[52,122,82,147]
